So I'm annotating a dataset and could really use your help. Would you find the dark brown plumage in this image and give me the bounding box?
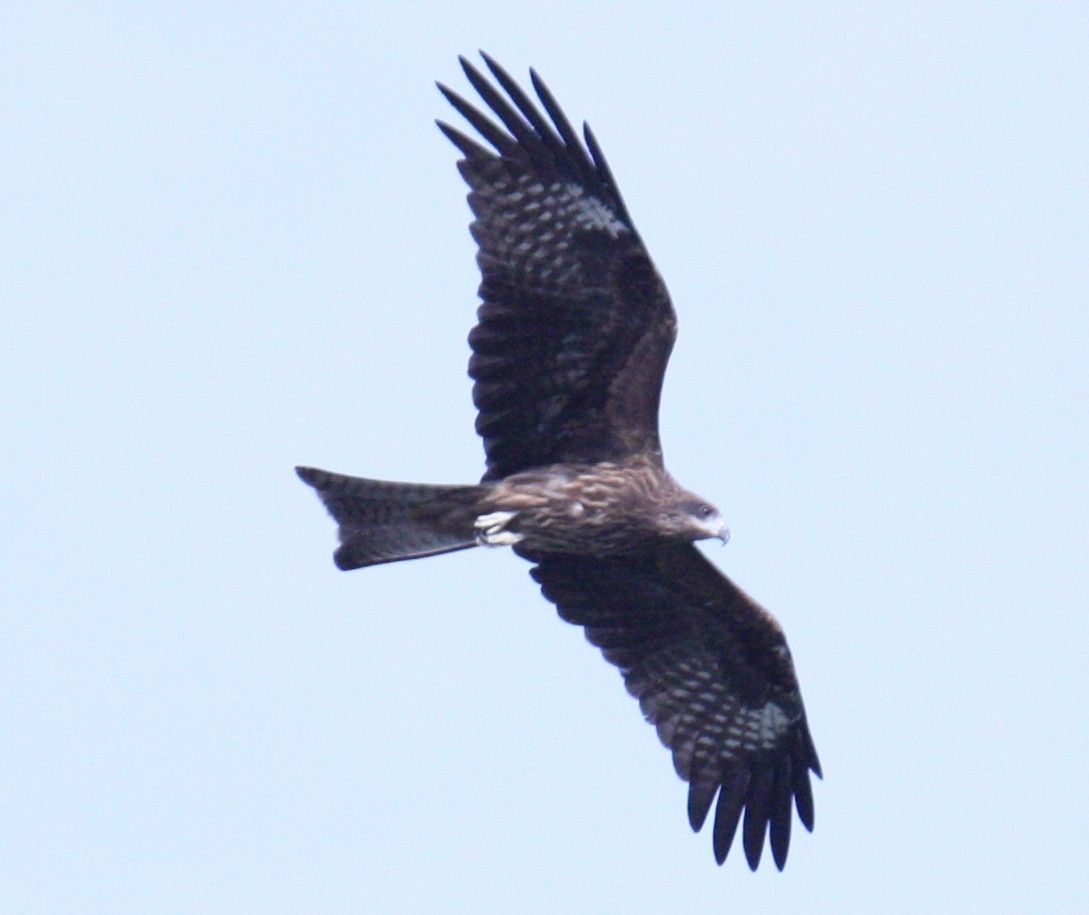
[297,53,820,871]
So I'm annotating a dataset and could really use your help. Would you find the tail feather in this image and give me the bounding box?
[296,466,485,570]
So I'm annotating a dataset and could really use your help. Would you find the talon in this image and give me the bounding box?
[474,510,524,546]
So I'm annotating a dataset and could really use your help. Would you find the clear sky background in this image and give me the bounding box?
[4,3,1088,912]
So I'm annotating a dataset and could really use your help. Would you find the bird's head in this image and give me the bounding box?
[662,494,730,544]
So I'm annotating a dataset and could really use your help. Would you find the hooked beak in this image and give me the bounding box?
[716,522,730,545]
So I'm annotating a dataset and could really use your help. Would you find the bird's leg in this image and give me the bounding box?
[474,510,524,546]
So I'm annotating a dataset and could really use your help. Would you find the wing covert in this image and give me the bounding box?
[438,55,677,481]
[529,543,821,870]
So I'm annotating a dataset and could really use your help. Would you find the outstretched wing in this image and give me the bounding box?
[438,54,677,482]
[530,543,820,870]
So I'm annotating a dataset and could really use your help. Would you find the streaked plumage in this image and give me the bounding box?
[297,54,820,870]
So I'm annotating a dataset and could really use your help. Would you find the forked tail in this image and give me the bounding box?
[296,467,486,570]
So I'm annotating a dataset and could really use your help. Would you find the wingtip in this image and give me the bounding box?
[744,839,764,871]
[710,769,748,866]
[741,768,773,871]
[478,50,512,86]
[436,119,491,161]
[296,465,319,486]
[457,53,474,77]
[686,776,716,833]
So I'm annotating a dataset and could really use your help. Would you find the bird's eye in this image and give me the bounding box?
[698,504,713,518]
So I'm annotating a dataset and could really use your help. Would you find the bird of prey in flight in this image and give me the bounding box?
[297,53,820,871]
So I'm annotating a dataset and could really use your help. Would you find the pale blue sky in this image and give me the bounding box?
[4,3,1088,912]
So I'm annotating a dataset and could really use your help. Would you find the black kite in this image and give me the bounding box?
[297,54,820,870]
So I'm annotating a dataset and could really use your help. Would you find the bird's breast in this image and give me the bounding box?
[484,461,668,556]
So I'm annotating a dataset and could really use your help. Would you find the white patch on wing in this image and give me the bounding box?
[565,182,627,237]
[749,702,791,749]
[476,172,631,292]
